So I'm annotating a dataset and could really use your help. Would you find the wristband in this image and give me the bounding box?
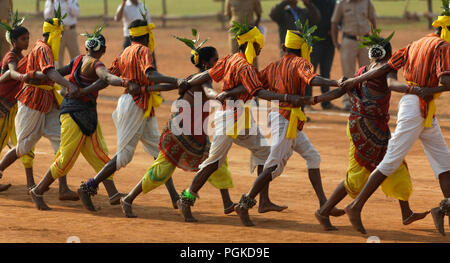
[405,85,412,94]
[121,78,129,88]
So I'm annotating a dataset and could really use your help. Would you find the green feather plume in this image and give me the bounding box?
[173,28,209,51]
[359,29,395,48]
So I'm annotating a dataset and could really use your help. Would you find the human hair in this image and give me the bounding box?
[10,26,28,41]
[369,39,392,62]
[86,34,106,53]
[129,19,149,44]
[191,46,217,71]
[285,47,302,56]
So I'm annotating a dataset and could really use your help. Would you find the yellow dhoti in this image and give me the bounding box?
[345,124,412,201]
[142,152,234,194]
[50,113,112,180]
[0,104,34,168]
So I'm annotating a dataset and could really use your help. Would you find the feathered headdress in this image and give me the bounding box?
[359,29,395,60]
[81,25,105,52]
[0,10,25,45]
[173,29,209,65]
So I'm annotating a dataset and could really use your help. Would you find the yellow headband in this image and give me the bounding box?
[432,16,450,43]
[129,23,156,52]
[43,18,63,62]
[236,27,264,65]
[284,30,312,62]
[191,50,199,65]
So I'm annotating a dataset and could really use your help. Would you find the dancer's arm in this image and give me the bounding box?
[255,89,312,107]
[146,83,177,92]
[95,65,126,87]
[46,68,79,97]
[203,82,219,100]
[310,76,339,87]
[312,87,346,105]
[340,63,391,90]
[187,71,211,87]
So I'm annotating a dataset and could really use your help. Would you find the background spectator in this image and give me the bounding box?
[44,0,80,69]
[224,0,262,69]
[307,0,340,111]
[331,0,376,111]
[270,0,320,56]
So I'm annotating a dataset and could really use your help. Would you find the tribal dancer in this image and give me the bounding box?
[0,9,80,200]
[177,21,309,223]
[77,18,189,211]
[120,34,237,218]
[235,22,345,226]
[311,30,429,231]
[29,26,135,210]
[0,12,34,192]
[340,1,450,235]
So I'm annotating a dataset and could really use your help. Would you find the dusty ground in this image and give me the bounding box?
[0,18,449,243]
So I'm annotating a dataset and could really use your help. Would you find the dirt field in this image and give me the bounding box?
[0,17,449,243]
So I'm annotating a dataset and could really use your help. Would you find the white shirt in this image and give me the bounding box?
[115,0,152,37]
[44,0,80,27]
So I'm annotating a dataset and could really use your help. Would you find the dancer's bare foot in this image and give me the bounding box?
[258,202,288,213]
[315,210,338,231]
[224,203,237,214]
[59,189,80,201]
[345,205,366,234]
[120,197,137,218]
[0,183,11,192]
[431,207,445,236]
[177,199,197,222]
[29,188,51,210]
[402,211,430,225]
[77,188,96,212]
[329,207,346,217]
[235,205,255,226]
[109,192,127,205]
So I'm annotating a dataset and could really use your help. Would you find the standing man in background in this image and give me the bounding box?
[224,0,262,69]
[0,0,13,58]
[307,0,340,111]
[270,0,320,57]
[44,0,80,69]
[115,0,152,50]
[331,0,376,111]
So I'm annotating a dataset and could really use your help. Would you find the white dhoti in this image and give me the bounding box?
[378,94,450,178]
[264,111,321,179]
[199,109,269,173]
[112,94,160,170]
[15,101,60,157]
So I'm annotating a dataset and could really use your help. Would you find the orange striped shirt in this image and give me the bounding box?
[0,51,27,104]
[388,33,450,118]
[16,40,56,113]
[259,53,317,130]
[109,42,155,115]
[209,53,262,104]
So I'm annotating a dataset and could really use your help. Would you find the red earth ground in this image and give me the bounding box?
[0,17,449,243]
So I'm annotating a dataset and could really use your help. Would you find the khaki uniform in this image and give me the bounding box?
[225,0,262,68]
[331,0,376,108]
